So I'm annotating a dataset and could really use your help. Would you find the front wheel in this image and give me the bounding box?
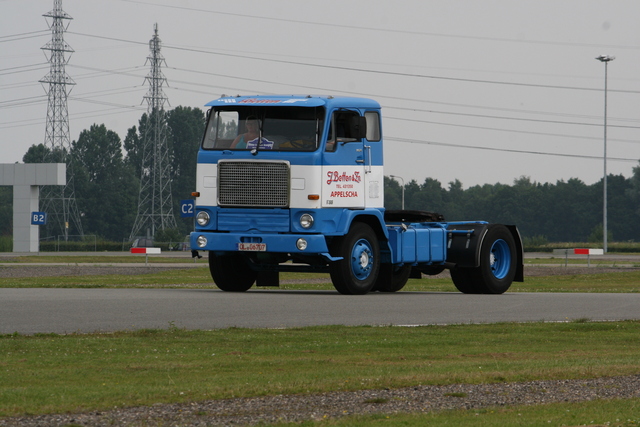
[208,252,257,292]
[329,223,380,295]
[373,264,411,292]
[451,224,517,294]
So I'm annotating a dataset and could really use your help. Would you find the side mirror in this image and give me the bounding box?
[357,116,367,139]
[349,116,367,139]
[336,115,369,145]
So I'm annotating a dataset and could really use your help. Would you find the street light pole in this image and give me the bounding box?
[389,175,405,210]
[596,55,614,253]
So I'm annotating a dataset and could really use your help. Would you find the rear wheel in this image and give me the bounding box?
[329,223,380,295]
[451,224,517,294]
[208,252,256,292]
[450,268,478,294]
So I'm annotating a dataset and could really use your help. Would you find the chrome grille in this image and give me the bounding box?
[218,161,290,207]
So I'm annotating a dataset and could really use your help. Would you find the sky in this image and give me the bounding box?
[2,0,640,189]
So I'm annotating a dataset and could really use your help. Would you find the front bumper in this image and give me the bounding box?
[190,231,331,255]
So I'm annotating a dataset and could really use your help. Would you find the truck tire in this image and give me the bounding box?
[373,264,412,292]
[208,252,256,292]
[449,268,477,294]
[329,222,380,295]
[450,224,517,294]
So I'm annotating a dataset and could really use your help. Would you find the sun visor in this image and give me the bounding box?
[205,96,328,107]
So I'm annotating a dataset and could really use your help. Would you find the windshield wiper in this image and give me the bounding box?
[251,124,263,155]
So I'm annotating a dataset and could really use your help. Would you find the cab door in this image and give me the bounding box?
[321,110,370,208]
[362,110,384,209]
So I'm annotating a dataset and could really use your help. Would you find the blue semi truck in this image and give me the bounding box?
[190,95,523,295]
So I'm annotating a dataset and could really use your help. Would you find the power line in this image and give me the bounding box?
[0,80,43,91]
[0,63,49,76]
[4,51,637,153]
[387,136,639,163]
[68,31,640,95]
[164,65,640,128]
[69,96,145,110]
[388,105,640,130]
[162,44,639,94]
[117,1,640,51]
[0,62,49,73]
[0,94,47,109]
[0,105,144,130]
[387,98,640,124]
[0,30,50,43]
[385,115,640,146]
[0,30,50,39]
[4,12,636,171]
[69,64,146,80]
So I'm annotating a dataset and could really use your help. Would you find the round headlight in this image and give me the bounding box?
[196,235,207,248]
[196,211,210,226]
[296,238,308,251]
[299,213,314,229]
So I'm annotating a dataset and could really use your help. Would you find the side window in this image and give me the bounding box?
[202,111,238,149]
[364,111,380,141]
[326,111,368,152]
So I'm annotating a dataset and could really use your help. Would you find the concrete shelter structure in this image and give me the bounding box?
[0,163,66,252]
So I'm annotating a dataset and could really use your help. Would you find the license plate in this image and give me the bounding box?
[237,242,267,251]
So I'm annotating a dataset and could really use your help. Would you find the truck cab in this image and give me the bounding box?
[191,95,523,295]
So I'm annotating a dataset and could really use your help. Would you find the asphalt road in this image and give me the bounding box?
[2,288,639,334]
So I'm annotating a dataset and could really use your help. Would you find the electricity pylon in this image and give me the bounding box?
[129,23,176,241]
[39,0,83,241]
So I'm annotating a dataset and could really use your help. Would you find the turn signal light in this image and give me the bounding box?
[191,192,200,197]
[308,194,319,200]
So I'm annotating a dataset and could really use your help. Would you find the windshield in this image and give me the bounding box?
[202,106,324,152]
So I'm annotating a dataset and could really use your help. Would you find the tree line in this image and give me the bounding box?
[1,105,640,245]
[384,171,640,244]
[3,106,205,243]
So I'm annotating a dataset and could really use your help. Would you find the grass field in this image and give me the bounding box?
[1,256,639,425]
[2,264,640,293]
[2,321,640,420]
[3,253,640,265]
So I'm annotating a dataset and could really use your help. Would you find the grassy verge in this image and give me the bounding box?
[524,257,640,267]
[1,321,639,418]
[5,254,639,266]
[0,255,197,264]
[2,267,640,292]
[0,267,215,288]
[511,271,640,293]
